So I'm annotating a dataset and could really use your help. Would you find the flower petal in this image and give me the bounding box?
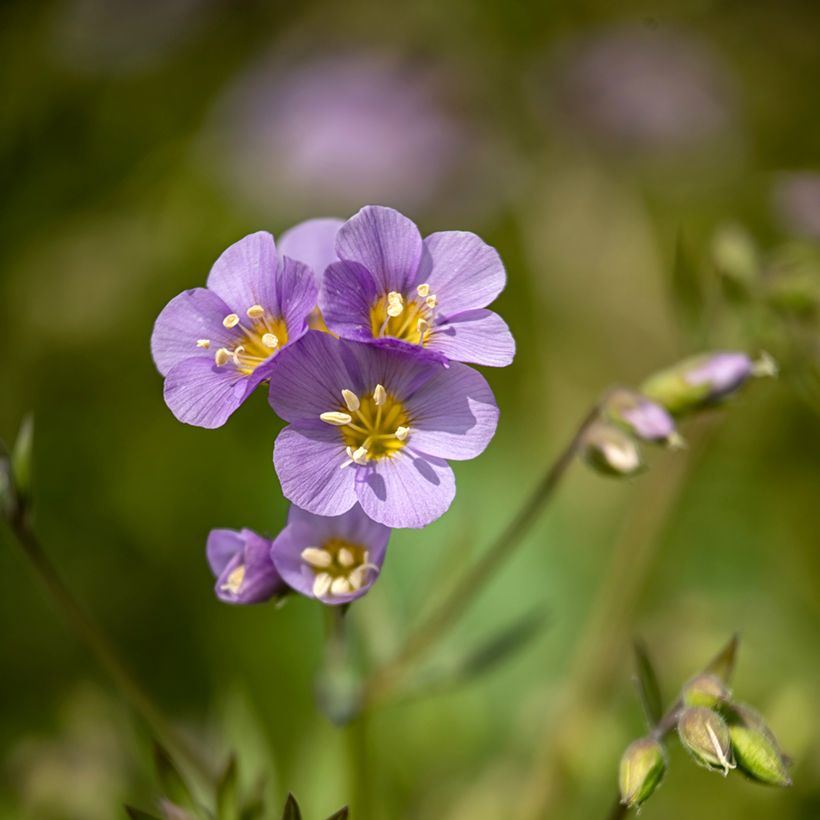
[151,287,234,376]
[278,217,343,286]
[320,260,378,341]
[273,421,358,516]
[212,529,284,605]
[355,450,455,528]
[404,362,499,460]
[206,231,279,313]
[336,205,423,293]
[418,230,506,314]
[278,256,320,342]
[427,309,515,367]
[206,528,244,576]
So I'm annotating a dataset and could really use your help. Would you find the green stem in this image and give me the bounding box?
[363,399,605,707]
[4,509,215,788]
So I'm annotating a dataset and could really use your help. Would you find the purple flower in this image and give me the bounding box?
[320,206,515,368]
[773,172,820,240]
[271,504,389,605]
[267,331,499,528]
[604,388,681,446]
[206,527,287,605]
[151,222,340,428]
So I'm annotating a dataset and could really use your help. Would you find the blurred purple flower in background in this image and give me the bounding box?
[207,528,287,605]
[773,173,820,240]
[268,331,499,528]
[322,206,515,367]
[271,505,389,605]
[604,388,680,445]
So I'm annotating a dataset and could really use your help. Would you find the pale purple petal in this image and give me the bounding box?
[355,451,456,528]
[164,356,265,429]
[336,206,423,293]
[622,400,676,442]
[417,230,506,314]
[206,231,279,313]
[320,260,378,341]
[151,287,234,376]
[426,309,515,367]
[277,256,319,341]
[206,528,245,576]
[208,528,285,605]
[278,217,343,286]
[273,421,358,516]
[685,352,752,398]
[403,362,499,460]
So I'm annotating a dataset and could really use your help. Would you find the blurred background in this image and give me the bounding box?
[1,1,819,818]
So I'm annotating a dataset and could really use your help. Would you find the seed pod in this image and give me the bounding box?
[581,422,643,477]
[619,736,667,809]
[725,703,792,787]
[681,673,730,709]
[678,706,735,776]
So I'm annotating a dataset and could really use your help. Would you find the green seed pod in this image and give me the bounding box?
[725,703,792,787]
[681,673,730,709]
[581,422,643,478]
[619,737,667,809]
[678,706,735,776]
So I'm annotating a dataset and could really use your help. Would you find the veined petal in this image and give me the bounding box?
[279,217,343,287]
[320,260,378,340]
[426,309,516,367]
[206,231,279,313]
[418,230,506,314]
[278,256,319,341]
[336,205,423,293]
[210,529,285,605]
[404,362,499,460]
[151,287,234,376]
[206,528,245,576]
[355,450,455,528]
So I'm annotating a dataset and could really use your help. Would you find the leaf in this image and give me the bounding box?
[670,232,705,332]
[216,755,239,820]
[325,809,349,820]
[281,793,302,820]
[633,639,663,727]
[11,414,33,502]
[703,634,740,684]
[153,744,196,811]
[125,808,163,820]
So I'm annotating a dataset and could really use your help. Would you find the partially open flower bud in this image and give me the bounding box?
[581,422,643,477]
[604,388,682,447]
[641,351,777,415]
[619,737,666,809]
[681,673,730,709]
[725,703,792,787]
[678,706,735,775]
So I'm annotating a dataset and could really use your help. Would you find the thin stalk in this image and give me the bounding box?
[363,399,605,707]
[4,509,215,788]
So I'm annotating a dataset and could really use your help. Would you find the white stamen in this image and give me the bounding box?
[373,384,386,406]
[246,304,265,319]
[222,313,240,328]
[337,547,355,568]
[214,347,232,367]
[416,283,430,298]
[312,572,332,598]
[320,411,353,426]
[330,576,352,596]
[341,389,360,412]
[196,339,211,349]
[301,547,332,568]
[232,345,246,366]
[417,318,428,340]
[351,446,368,465]
[425,294,437,309]
[395,426,410,441]
[262,333,279,348]
[220,564,245,594]
[706,722,735,776]
[348,570,363,591]
[386,291,404,317]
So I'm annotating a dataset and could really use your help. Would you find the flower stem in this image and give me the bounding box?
[362,398,605,707]
[3,508,215,788]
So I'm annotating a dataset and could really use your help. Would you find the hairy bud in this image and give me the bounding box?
[581,422,643,477]
[678,706,735,776]
[604,388,682,447]
[681,673,730,709]
[725,703,792,787]
[619,736,666,809]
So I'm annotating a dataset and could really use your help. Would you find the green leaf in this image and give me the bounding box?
[325,809,349,820]
[281,793,302,820]
[703,634,740,685]
[153,743,197,812]
[633,640,663,727]
[11,414,33,502]
[125,807,163,820]
[216,755,239,820]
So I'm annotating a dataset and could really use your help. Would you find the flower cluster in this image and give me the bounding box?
[151,206,513,606]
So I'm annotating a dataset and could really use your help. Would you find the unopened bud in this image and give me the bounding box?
[681,673,730,709]
[711,224,759,294]
[678,706,735,776]
[581,422,643,477]
[619,736,666,809]
[604,388,680,446]
[725,703,792,787]
[641,351,776,416]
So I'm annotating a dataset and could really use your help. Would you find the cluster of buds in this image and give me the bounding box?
[583,350,776,478]
[619,652,791,812]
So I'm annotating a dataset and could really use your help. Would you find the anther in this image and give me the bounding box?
[232,345,245,365]
[337,547,355,568]
[246,304,265,319]
[341,389,360,412]
[320,411,353,426]
[301,547,332,568]
[220,564,245,594]
[312,572,332,598]
[262,333,279,348]
[196,339,211,349]
[330,577,352,596]
[214,347,232,367]
[395,426,410,441]
[223,313,240,328]
[373,384,386,406]
[351,446,368,465]
[425,294,437,309]
[386,291,404,317]
[416,283,430,298]
[417,318,429,339]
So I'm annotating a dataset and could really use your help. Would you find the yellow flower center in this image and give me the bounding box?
[368,283,437,345]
